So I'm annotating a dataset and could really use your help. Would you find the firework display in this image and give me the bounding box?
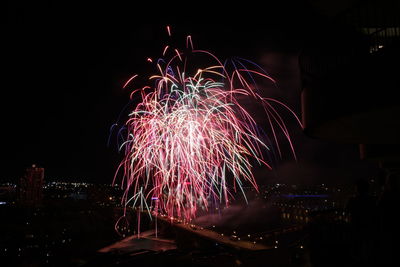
[113,28,301,223]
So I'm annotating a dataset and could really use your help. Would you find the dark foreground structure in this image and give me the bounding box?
[299,0,400,266]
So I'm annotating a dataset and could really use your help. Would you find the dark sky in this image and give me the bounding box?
[3,1,379,184]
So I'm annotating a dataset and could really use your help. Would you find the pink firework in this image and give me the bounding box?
[114,30,301,222]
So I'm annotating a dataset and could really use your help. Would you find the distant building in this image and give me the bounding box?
[18,164,44,206]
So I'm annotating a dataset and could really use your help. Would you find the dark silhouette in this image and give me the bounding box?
[346,179,376,228]
[376,171,400,266]
[345,178,376,266]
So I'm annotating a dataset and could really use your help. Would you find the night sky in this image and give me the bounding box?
[3,1,379,183]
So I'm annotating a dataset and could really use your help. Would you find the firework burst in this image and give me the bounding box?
[113,28,301,223]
